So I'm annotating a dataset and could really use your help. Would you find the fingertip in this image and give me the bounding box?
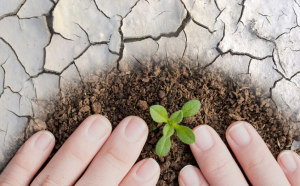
[82,115,112,141]
[226,121,253,148]
[37,130,55,142]
[123,116,149,141]
[27,130,55,153]
[88,114,112,131]
[127,116,148,130]
[34,130,54,136]
[277,150,291,160]
[193,125,219,135]
[278,150,298,173]
[119,158,160,186]
[226,121,251,134]
[148,158,160,172]
[191,125,215,152]
[179,165,208,186]
[192,124,210,132]
[40,130,55,142]
[277,150,300,186]
[135,158,160,181]
[179,164,194,177]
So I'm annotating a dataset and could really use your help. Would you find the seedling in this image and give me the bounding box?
[150,100,201,156]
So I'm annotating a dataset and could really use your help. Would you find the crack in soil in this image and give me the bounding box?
[0,0,27,21]
[191,18,215,33]
[237,0,246,24]
[123,13,191,42]
[0,37,31,78]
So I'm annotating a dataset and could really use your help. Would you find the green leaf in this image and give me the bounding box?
[181,100,201,118]
[163,124,175,138]
[169,110,183,124]
[156,136,171,157]
[150,105,168,123]
[174,124,195,144]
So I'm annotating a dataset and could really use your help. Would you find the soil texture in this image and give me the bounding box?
[44,62,299,185]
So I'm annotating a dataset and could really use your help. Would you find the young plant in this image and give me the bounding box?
[150,100,201,156]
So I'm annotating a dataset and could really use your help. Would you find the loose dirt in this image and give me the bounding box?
[44,61,299,185]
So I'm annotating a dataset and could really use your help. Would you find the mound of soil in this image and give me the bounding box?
[45,62,299,185]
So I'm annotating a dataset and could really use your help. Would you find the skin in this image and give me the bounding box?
[0,115,299,186]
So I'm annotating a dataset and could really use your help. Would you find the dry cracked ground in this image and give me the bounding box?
[0,0,300,170]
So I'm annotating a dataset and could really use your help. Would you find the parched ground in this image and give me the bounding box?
[0,0,300,170]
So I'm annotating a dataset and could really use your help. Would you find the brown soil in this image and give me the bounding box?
[44,61,299,185]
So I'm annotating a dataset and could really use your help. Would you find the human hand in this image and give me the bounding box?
[0,115,160,186]
[178,121,300,186]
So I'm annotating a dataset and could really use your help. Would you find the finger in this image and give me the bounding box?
[0,131,55,186]
[226,121,290,186]
[32,115,112,185]
[278,150,300,185]
[190,125,248,186]
[76,116,148,186]
[178,165,209,186]
[119,158,160,186]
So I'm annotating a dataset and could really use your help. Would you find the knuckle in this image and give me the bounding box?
[33,175,60,186]
[0,159,32,186]
[67,147,88,165]
[0,178,15,186]
[203,156,232,176]
[40,177,60,186]
[13,156,33,174]
[103,147,131,169]
[246,154,267,171]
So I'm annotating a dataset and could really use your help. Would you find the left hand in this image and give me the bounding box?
[0,115,160,186]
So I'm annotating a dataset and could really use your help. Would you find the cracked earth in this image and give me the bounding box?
[0,0,300,170]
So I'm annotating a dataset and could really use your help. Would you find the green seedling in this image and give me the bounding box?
[150,100,201,156]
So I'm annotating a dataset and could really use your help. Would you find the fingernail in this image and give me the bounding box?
[34,131,54,152]
[194,126,214,151]
[87,116,111,140]
[228,122,251,146]
[124,117,147,141]
[179,165,203,186]
[280,152,297,173]
[136,158,159,181]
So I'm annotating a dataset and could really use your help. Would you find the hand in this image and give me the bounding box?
[178,121,300,186]
[0,115,160,186]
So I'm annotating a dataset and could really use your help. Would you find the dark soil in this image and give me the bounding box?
[44,62,299,185]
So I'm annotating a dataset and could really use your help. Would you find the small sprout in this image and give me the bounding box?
[150,100,201,157]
